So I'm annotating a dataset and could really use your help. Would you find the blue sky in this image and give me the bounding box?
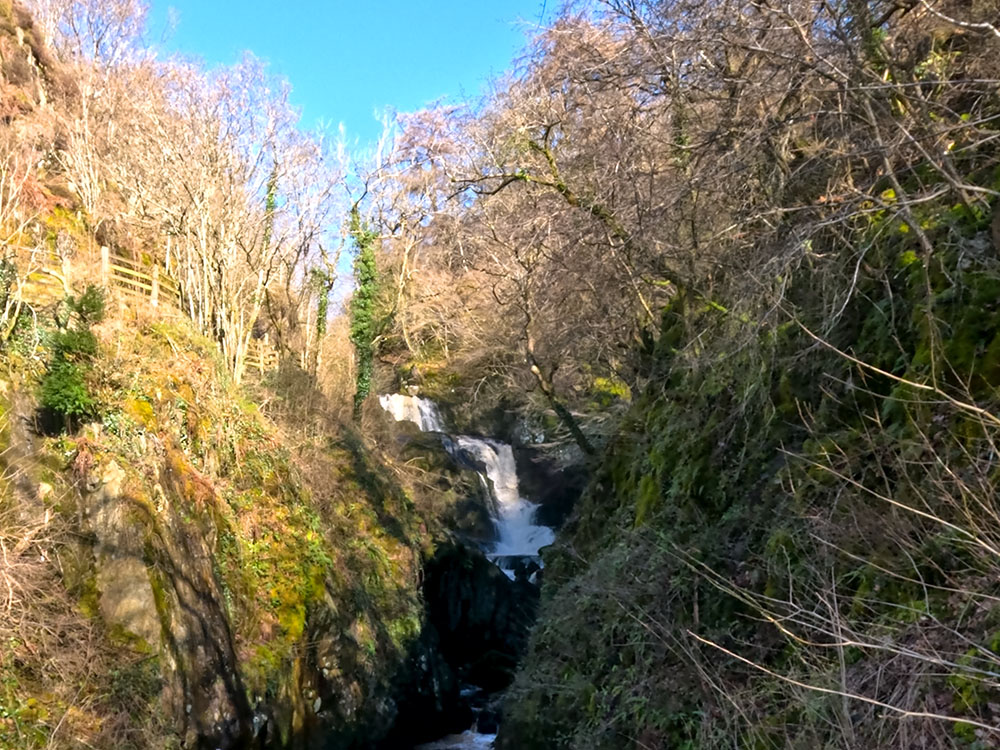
[147,1,550,146]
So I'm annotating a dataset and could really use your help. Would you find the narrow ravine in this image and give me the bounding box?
[379,394,555,748]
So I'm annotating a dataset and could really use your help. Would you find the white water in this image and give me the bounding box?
[454,437,555,562]
[415,731,497,749]
[378,394,555,573]
[379,393,446,432]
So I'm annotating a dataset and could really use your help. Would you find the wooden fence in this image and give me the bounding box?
[100,246,182,311]
[15,245,280,376]
[244,333,280,375]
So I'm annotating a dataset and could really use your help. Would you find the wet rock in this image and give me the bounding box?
[381,622,470,747]
[511,444,588,529]
[397,431,497,545]
[477,706,500,735]
[422,543,539,692]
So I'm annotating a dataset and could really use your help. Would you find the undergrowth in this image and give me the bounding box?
[1,310,435,748]
[501,160,1000,750]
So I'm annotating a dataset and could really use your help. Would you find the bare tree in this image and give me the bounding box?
[26,0,148,66]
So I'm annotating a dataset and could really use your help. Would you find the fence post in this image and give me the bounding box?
[101,246,110,286]
[151,264,160,308]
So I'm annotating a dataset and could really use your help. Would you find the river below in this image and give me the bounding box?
[414,730,496,749]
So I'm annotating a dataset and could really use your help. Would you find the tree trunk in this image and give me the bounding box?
[526,346,595,456]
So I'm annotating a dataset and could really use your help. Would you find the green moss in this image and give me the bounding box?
[415,366,463,402]
[145,563,172,636]
[107,621,155,654]
[387,612,421,650]
[590,376,632,407]
[124,396,156,430]
[77,570,100,619]
[43,207,89,251]
[634,473,659,526]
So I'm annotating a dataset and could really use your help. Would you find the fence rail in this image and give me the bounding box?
[244,334,280,375]
[101,247,182,311]
[13,245,279,375]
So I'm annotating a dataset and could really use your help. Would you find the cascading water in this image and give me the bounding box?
[381,393,554,749]
[453,437,554,575]
[379,393,446,433]
[415,731,496,749]
[379,394,555,577]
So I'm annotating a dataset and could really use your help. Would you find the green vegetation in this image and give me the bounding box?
[4,0,1000,747]
[39,286,105,429]
[502,198,1000,746]
[348,208,381,420]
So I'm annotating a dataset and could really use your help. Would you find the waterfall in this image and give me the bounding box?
[379,394,554,577]
[454,437,555,565]
[382,393,548,748]
[379,393,445,432]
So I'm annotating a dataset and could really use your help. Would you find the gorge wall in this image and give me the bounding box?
[497,190,1000,749]
[1,317,454,748]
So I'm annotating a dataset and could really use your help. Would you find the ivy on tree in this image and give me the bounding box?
[310,266,334,339]
[349,208,380,420]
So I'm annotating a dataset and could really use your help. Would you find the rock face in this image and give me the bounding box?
[395,426,498,546]
[1,377,574,748]
[375,542,539,747]
[81,449,254,748]
[423,543,539,692]
[378,621,469,748]
[88,459,162,649]
[511,444,588,530]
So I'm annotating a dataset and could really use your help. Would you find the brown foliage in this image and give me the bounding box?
[370,0,1000,448]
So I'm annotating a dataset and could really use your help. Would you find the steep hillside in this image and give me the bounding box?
[499,115,1000,750]
[0,301,459,747]
[0,4,544,747]
[0,6,461,744]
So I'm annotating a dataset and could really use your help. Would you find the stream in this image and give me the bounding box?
[414,732,497,749]
[379,393,555,748]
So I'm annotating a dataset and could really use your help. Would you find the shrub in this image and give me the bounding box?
[68,285,106,326]
[39,285,105,431]
[39,359,94,420]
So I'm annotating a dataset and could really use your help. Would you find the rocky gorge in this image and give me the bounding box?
[379,394,562,747]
